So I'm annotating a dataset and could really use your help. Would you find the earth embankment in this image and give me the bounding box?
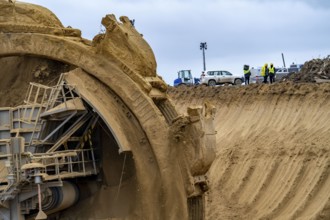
[168,83,330,220]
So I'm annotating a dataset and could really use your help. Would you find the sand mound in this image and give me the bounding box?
[168,83,330,220]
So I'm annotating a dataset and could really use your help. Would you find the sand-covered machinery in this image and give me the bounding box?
[0,76,99,219]
[0,1,216,219]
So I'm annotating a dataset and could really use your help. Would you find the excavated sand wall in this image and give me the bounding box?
[169,83,330,220]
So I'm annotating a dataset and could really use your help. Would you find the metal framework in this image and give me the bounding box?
[0,75,100,219]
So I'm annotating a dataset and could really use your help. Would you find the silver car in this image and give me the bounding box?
[200,70,244,86]
[275,68,290,81]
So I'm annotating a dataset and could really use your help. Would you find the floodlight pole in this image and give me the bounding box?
[200,42,207,71]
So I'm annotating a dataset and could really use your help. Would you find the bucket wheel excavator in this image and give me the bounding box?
[0,1,216,219]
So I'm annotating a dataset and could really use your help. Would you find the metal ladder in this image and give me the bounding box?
[21,74,79,147]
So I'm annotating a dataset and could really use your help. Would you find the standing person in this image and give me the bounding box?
[261,63,269,83]
[243,65,251,85]
[269,63,276,84]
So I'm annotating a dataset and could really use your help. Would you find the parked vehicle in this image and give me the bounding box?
[250,67,262,83]
[275,68,290,81]
[173,70,200,87]
[288,63,303,73]
[251,67,293,83]
[200,70,244,86]
[250,63,303,83]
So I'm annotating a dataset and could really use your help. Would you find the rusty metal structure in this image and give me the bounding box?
[0,1,215,219]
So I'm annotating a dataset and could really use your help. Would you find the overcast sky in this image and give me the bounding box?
[24,0,330,85]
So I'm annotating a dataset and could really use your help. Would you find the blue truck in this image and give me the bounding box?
[173,70,200,87]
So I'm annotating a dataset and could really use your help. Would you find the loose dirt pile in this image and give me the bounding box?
[283,56,330,83]
[168,83,330,220]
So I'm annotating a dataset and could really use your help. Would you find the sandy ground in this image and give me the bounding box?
[168,83,330,220]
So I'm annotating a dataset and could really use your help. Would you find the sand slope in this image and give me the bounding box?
[169,83,330,220]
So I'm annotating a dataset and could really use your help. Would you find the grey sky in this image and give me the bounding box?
[24,0,330,84]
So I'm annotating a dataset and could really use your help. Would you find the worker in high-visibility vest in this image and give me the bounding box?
[260,63,269,83]
[269,63,276,84]
[243,65,251,85]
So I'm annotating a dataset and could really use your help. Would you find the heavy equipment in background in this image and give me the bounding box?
[173,70,200,86]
